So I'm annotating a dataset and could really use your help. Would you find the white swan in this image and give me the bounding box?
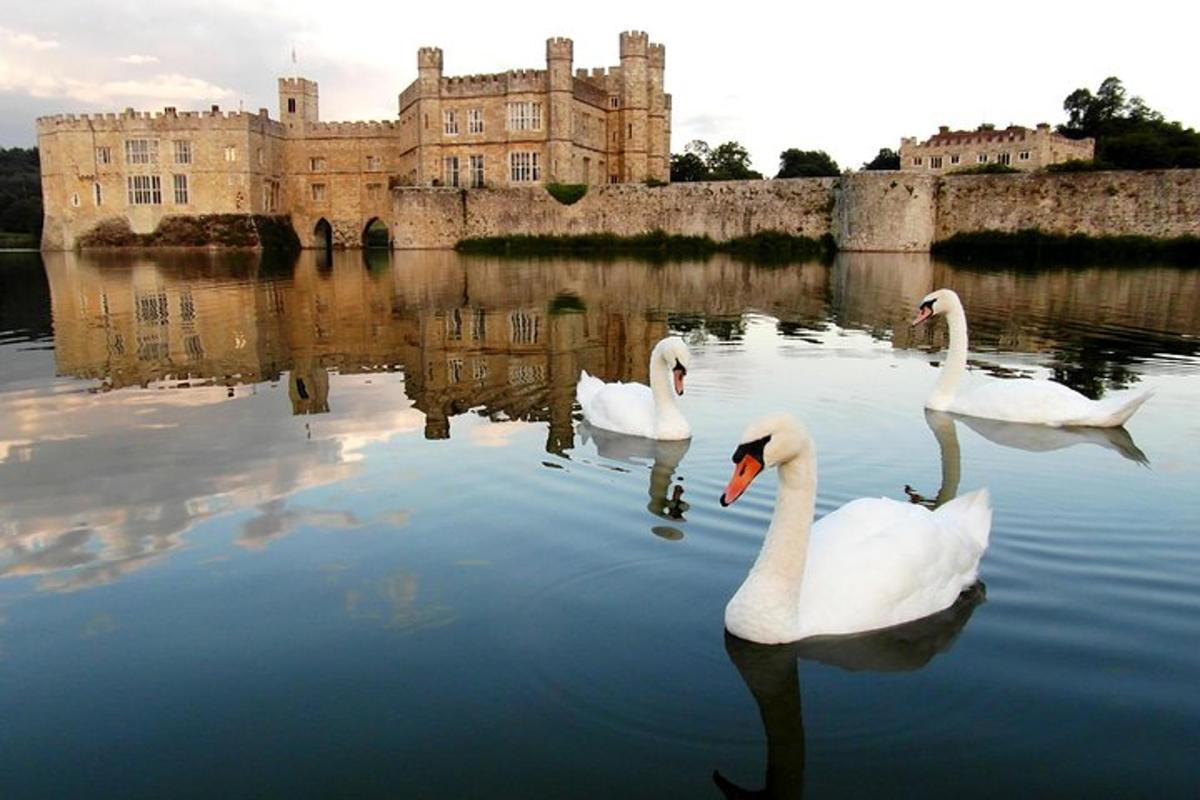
[576,336,691,440]
[913,288,1152,427]
[719,414,990,645]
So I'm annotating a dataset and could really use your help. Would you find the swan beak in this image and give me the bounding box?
[912,306,934,327]
[673,366,686,396]
[720,455,763,507]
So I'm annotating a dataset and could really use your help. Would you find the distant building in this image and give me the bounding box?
[899,124,1094,173]
[36,31,671,250]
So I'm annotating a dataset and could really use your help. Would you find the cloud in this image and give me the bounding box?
[0,26,59,51]
[118,54,159,65]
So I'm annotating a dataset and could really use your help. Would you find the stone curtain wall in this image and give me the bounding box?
[392,179,837,249]
[934,170,1200,241]
[392,170,1200,251]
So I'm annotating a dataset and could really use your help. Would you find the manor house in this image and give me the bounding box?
[900,124,1094,173]
[36,31,671,250]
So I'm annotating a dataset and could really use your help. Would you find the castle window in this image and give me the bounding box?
[173,174,189,204]
[366,155,381,171]
[93,182,102,206]
[627,123,632,138]
[310,157,326,172]
[444,110,459,135]
[96,146,112,165]
[1019,150,1031,161]
[126,175,162,205]
[366,182,383,201]
[929,156,943,169]
[173,140,191,165]
[997,152,1011,165]
[977,153,989,164]
[257,148,264,167]
[509,151,540,183]
[124,139,158,165]
[311,183,327,202]
[468,108,484,134]
[469,154,484,188]
[609,97,619,109]
[225,145,237,162]
[287,98,296,114]
[71,192,80,208]
[263,179,280,212]
[912,156,922,166]
[506,102,542,132]
[443,156,460,187]
[950,154,960,165]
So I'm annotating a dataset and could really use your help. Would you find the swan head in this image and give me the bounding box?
[912,288,962,327]
[654,336,691,396]
[719,414,812,506]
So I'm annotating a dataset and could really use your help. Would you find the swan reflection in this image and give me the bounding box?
[714,585,984,799]
[907,408,1148,508]
[577,420,691,527]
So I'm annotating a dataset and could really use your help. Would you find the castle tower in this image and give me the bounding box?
[278,78,319,129]
[546,37,574,183]
[619,31,650,183]
[416,47,445,185]
[647,43,669,183]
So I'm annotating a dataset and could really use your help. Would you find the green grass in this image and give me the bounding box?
[932,229,1200,267]
[948,162,1021,175]
[454,230,836,264]
[0,232,38,248]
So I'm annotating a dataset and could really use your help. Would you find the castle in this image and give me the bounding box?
[900,124,1094,172]
[36,31,671,251]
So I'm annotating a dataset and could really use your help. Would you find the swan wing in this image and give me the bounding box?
[952,379,1100,426]
[576,372,656,439]
[796,490,990,638]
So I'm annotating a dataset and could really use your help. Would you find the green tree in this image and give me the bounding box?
[1059,77,1200,169]
[776,148,839,178]
[707,141,762,180]
[670,151,709,182]
[861,147,901,171]
[0,147,43,238]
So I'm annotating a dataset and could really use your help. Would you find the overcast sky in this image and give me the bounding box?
[1,0,1195,174]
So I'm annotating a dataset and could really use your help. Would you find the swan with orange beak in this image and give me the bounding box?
[576,336,692,441]
[719,414,991,644]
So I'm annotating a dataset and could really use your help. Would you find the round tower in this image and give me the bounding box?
[416,47,445,185]
[546,37,574,183]
[619,31,650,182]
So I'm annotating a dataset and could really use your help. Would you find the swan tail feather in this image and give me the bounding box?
[935,488,991,552]
[576,370,605,408]
[1079,389,1153,428]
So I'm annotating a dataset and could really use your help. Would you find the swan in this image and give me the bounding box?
[912,288,1152,427]
[719,414,990,645]
[576,336,691,441]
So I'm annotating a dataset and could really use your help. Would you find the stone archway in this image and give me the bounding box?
[362,217,390,249]
[313,218,333,250]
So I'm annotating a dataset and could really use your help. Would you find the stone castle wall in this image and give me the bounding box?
[391,170,1200,252]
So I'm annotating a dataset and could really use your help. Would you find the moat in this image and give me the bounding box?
[1,251,1197,798]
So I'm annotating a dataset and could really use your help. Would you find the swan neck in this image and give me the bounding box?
[930,300,968,409]
[648,348,679,413]
[752,452,816,589]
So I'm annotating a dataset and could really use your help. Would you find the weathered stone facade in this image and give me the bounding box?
[36,31,670,251]
[900,124,1094,172]
[391,170,1200,252]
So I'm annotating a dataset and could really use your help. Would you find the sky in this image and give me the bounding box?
[1,0,1196,174]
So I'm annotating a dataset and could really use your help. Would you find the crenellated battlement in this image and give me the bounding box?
[36,108,287,135]
[305,120,401,137]
[418,47,444,71]
[648,43,665,68]
[546,37,573,61]
[619,30,649,58]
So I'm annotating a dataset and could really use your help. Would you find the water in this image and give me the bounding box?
[1,250,1197,798]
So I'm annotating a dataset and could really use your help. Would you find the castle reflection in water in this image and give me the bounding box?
[46,250,834,451]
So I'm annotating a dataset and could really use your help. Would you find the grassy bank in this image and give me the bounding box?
[932,229,1200,267]
[0,232,38,248]
[455,230,836,264]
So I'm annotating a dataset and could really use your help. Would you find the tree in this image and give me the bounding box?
[707,141,762,180]
[861,147,901,171]
[1058,77,1200,169]
[0,147,42,237]
[670,151,709,182]
[776,149,839,178]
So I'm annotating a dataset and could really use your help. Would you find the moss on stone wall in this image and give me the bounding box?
[932,229,1200,266]
[455,230,835,264]
[76,215,300,250]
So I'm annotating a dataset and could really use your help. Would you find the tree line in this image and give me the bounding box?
[0,148,42,238]
[670,76,1199,181]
